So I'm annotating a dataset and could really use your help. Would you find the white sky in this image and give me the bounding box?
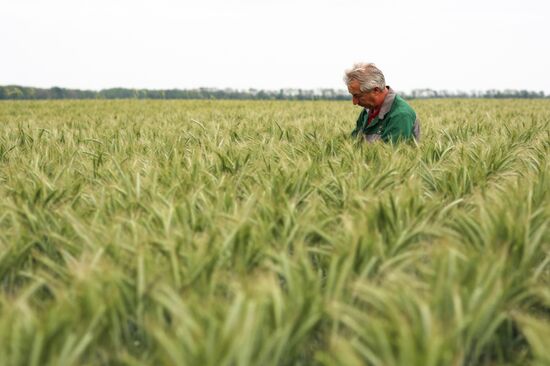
[2,0,549,93]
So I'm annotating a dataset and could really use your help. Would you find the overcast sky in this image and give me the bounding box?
[2,0,549,93]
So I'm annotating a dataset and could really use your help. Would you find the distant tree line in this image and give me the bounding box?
[0,85,547,100]
[408,88,546,99]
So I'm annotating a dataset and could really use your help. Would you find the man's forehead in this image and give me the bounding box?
[348,80,361,92]
[348,79,360,87]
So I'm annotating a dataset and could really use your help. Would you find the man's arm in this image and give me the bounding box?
[382,111,415,143]
[351,109,367,138]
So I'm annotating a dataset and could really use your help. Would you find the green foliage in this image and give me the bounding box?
[0,99,548,365]
[0,85,547,100]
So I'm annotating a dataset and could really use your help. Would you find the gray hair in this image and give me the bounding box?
[343,63,386,91]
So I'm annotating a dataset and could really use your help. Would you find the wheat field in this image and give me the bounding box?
[0,99,549,365]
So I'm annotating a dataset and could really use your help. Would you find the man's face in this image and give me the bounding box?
[347,79,379,109]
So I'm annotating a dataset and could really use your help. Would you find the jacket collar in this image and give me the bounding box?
[378,86,395,120]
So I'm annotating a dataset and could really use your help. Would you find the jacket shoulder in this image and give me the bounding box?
[389,95,416,118]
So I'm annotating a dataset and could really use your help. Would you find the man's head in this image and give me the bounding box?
[344,63,387,109]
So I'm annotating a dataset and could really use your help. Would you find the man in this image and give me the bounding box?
[344,63,420,143]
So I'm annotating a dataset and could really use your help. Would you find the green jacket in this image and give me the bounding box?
[351,87,420,143]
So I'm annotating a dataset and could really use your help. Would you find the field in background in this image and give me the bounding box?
[0,99,549,365]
